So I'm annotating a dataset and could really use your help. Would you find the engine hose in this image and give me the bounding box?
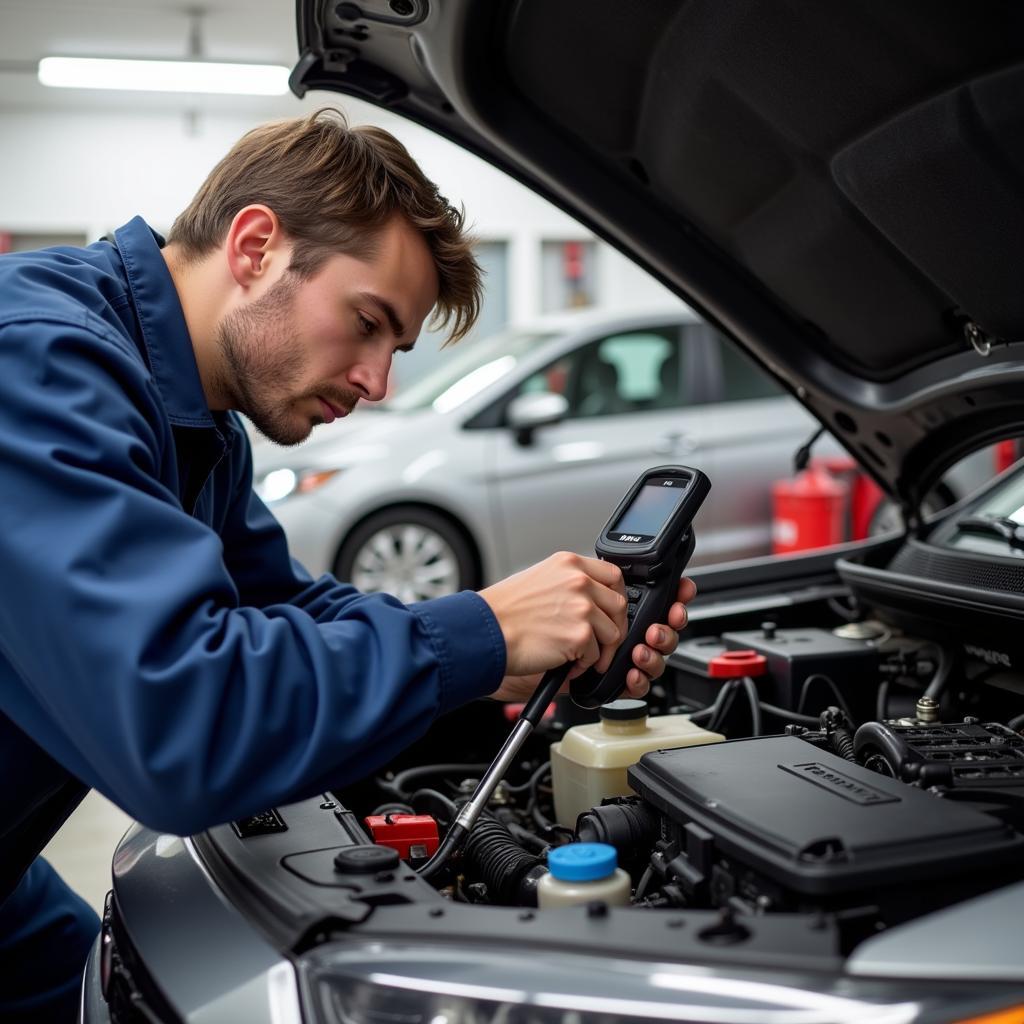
[409,788,459,826]
[462,816,545,906]
[853,721,920,779]
[923,645,952,703]
[830,727,856,762]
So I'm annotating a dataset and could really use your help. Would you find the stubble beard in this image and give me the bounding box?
[215,275,319,446]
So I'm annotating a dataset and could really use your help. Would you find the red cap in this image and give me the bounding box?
[708,649,768,678]
[363,814,440,860]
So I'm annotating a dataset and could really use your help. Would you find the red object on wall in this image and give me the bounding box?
[772,464,849,554]
[0,233,11,254]
[562,240,583,281]
[364,814,440,860]
[995,439,1024,475]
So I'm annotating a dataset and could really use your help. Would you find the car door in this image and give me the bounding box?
[488,323,715,573]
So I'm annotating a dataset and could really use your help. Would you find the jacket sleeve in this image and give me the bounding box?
[0,319,506,835]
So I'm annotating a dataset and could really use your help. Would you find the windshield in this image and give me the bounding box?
[939,465,1024,556]
[959,471,1024,528]
[387,329,556,413]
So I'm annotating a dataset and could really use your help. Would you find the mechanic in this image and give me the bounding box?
[0,108,694,1019]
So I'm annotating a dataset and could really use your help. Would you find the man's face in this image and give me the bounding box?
[217,215,438,446]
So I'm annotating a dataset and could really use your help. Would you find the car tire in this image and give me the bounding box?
[334,506,478,602]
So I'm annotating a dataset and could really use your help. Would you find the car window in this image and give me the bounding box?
[519,355,572,399]
[517,327,682,420]
[387,329,556,412]
[715,334,785,402]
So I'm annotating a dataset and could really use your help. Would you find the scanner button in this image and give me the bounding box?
[627,602,639,619]
[626,586,643,601]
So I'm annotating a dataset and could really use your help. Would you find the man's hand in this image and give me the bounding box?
[487,574,697,702]
[480,551,628,681]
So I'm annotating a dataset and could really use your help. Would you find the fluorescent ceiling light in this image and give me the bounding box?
[38,56,290,96]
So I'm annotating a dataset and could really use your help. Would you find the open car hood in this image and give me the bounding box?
[291,0,1024,518]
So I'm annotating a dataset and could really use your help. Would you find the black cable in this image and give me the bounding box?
[1008,712,1024,734]
[758,701,820,727]
[740,676,763,737]
[876,680,891,722]
[381,763,490,798]
[506,821,550,854]
[688,680,737,726]
[634,865,654,901]
[710,679,743,734]
[826,596,861,623]
[797,673,853,721]
[408,788,458,824]
[923,645,952,702]
[530,801,574,842]
[505,761,551,795]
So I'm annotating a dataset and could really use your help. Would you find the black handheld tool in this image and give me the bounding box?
[571,464,711,708]
[418,464,710,880]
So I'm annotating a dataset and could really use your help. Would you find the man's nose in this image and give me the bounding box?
[348,353,391,403]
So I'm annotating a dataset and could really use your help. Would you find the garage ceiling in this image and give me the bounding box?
[0,0,312,115]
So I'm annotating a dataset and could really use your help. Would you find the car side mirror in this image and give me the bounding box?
[506,391,569,446]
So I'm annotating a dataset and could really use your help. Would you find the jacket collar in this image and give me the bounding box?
[112,216,215,429]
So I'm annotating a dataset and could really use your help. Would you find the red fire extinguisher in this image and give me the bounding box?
[772,463,849,554]
[994,439,1024,475]
[813,455,885,541]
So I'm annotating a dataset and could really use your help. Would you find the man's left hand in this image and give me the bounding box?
[489,575,697,702]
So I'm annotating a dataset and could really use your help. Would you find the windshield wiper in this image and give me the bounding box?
[956,515,1024,550]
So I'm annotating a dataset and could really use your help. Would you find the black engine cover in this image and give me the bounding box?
[628,735,1024,900]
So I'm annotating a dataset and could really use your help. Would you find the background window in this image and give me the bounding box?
[541,239,596,312]
[515,327,682,420]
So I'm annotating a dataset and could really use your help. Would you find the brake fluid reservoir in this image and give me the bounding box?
[550,699,724,828]
[537,842,631,908]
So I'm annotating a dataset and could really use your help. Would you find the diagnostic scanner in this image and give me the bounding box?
[419,463,710,880]
[571,465,711,708]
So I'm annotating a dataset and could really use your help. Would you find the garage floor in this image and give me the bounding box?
[41,792,132,914]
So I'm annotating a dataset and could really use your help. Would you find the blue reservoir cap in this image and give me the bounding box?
[547,842,617,882]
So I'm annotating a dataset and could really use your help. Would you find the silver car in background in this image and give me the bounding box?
[252,306,821,600]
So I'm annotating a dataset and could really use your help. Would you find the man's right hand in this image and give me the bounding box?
[479,551,628,681]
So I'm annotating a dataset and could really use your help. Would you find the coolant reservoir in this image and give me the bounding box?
[550,699,724,828]
[537,842,631,908]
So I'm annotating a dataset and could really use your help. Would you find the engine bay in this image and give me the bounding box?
[183,547,1024,972]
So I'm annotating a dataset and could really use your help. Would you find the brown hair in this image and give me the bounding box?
[167,108,481,343]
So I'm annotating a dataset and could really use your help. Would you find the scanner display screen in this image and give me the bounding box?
[612,478,687,538]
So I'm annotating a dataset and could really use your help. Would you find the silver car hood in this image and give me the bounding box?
[291,0,1024,520]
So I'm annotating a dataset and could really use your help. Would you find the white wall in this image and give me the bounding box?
[0,99,679,309]
[0,99,678,328]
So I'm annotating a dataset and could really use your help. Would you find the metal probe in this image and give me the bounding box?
[417,662,571,881]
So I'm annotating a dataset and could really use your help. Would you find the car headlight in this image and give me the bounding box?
[256,467,341,504]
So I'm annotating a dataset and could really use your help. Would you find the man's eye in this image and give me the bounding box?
[358,314,375,334]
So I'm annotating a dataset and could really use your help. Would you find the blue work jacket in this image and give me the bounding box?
[0,217,505,896]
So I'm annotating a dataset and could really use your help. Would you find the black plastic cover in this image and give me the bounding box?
[628,736,1024,896]
[833,62,1024,340]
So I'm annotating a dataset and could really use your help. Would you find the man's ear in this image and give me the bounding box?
[224,205,286,287]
